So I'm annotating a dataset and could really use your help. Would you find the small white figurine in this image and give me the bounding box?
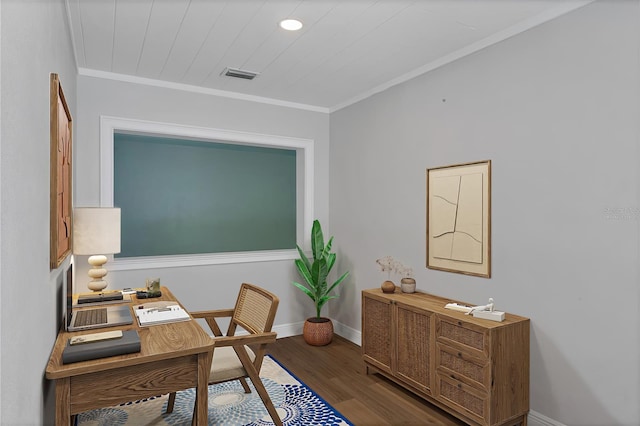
[466,298,495,315]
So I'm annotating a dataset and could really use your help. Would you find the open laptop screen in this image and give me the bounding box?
[64,262,133,331]
[65,263,73,331]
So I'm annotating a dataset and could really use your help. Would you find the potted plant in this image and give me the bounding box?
[293,220,349,346]
[376,256,416,293]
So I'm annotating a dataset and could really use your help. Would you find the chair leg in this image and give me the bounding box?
[191,393,197,426]
[236,350,282,426]
[239,378,251,393]
[166,392,177,414]
[248,373,282,426]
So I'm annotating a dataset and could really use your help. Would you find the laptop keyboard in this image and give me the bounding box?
[75,308,107,326]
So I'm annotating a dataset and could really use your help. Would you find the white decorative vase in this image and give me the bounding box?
[400,278,416,293]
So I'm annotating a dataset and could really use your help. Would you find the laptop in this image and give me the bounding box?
[65,263,133,332]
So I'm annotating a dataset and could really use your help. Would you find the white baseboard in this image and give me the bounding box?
[528,410,566,426]
[272,321,303,338]
[333,320,361,345]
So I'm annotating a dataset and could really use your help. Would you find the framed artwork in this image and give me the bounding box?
[426,160,491,278]
[50,73,73,269]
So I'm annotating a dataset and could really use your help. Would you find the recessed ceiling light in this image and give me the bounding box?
[279,19,303,31]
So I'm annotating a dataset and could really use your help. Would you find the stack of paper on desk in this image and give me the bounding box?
[134,304,190,326]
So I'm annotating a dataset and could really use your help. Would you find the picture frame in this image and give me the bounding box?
[426,160,491,278]
[50,73,73,269]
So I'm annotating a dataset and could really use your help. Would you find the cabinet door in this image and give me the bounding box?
[396,302,431,393]
[362,293,393,373]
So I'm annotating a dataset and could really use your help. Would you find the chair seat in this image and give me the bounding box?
[210,345,256,383]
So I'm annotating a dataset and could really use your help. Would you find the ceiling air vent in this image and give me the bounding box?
[222,67,259,80]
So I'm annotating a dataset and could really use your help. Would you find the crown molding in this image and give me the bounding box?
[78,68,330,114]
[329,0,596,112]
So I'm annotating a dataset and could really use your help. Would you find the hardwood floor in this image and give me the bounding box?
[267,334,465,426]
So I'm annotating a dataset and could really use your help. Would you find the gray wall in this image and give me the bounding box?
[0,0,77,424]
[74,76,330,329]
[2,0,638,425]
[330,1,639,425]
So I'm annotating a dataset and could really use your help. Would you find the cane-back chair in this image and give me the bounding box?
[167,283,281,426]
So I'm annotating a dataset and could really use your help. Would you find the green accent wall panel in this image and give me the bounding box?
[114,133,296,257]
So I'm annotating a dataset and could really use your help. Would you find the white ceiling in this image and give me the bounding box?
[66,0,592,112]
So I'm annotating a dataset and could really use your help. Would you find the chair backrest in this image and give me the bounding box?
[228,283,279,336]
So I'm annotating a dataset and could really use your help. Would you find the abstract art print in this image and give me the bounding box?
[50,73,73,269]
[427,160,491,277]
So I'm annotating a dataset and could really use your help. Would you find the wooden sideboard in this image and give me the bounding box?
[362,288,530,426]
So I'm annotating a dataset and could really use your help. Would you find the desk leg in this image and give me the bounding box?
[55,377,71,426]
[194,351,212,426]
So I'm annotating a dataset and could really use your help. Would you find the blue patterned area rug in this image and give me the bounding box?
[76,355,352,426]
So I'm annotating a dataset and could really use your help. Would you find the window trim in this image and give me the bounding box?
[99,115,314,270]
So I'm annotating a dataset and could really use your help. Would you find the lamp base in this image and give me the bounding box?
[87,255,109,292]
[87,279,108,292]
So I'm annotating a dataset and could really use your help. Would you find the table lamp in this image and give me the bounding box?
[73,207,121,292]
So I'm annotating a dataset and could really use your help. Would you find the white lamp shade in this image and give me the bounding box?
[73,208,121,255]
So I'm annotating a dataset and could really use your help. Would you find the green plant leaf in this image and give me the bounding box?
[323,236,334,258]
[294,258,313,287]
[326,271,349,295]
[292,281,316,301]
[316,295,329,309]
[296,244,311,274]
[310,220,324,260]
[311,258,328,296]
[326,252,336,273]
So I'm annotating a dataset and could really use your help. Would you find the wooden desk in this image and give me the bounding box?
[46,287,214,426]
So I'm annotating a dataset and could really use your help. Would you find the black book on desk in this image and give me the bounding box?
[62,330,141,364]
[77,291,124,304]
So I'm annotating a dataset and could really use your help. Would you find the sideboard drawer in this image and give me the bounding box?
[436,343,489,391]
[436,373,489,425]
[436,315,489,357]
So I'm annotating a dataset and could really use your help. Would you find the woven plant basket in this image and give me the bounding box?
[303,317,334,346]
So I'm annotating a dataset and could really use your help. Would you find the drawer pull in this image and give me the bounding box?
[457,321,462,326]
[457,352,462,358]
[457,383,462,389]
